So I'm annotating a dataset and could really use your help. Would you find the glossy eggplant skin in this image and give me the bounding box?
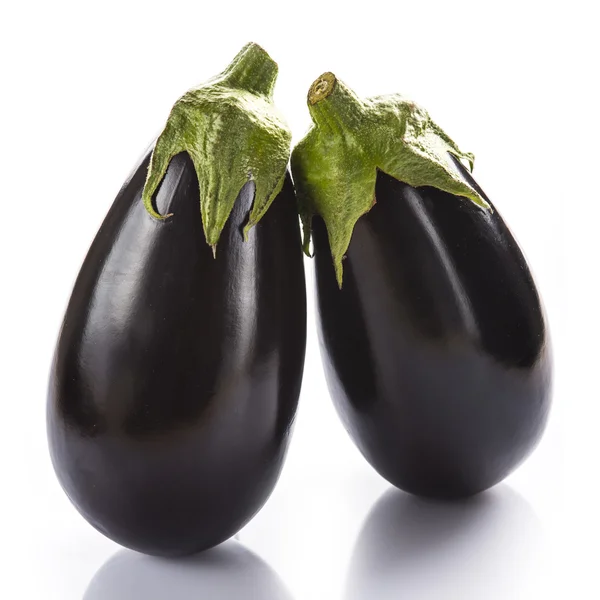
[47,151,306,556]
[314,164,552,498]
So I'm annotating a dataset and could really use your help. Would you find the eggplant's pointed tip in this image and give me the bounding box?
[144,200,174,221]
[473,198,492,213]
[334,261,344,289]
[462,152,475,173]
[242,222,253,242]
[301,235,311,257]
[473,193,491,212]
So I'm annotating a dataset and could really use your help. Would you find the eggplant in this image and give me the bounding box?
[292,73,552,498]
[47,43,306,556]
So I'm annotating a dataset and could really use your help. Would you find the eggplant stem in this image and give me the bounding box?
[292,73,489,286]
[140,43,291,249]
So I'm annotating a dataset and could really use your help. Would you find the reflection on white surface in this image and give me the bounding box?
[83,540,294,600]
[345,484,542,600]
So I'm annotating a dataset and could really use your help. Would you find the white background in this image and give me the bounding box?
[1,1,598,598]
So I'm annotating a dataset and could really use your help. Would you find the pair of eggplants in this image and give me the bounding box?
[47,43,552,556]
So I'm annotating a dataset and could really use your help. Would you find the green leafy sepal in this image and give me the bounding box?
[291,72,489,286]
[142,43,291,251]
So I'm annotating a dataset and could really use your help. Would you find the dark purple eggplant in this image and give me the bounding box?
[292,73,552,498]
[47,44,306,556]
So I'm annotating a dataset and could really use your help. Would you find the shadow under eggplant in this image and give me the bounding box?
[345,484,542,600]
[83,539,294,600]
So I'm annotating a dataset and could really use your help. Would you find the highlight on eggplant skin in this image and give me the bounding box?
[312,166,552,498]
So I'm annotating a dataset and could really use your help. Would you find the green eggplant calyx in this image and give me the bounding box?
[142,42,291,250]
[291,72,489,287]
